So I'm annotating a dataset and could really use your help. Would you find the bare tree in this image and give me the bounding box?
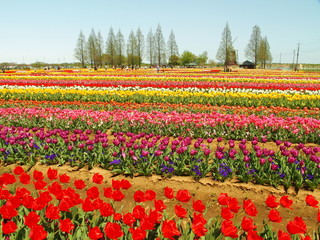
[106,27,116,67]
[154,24,166,66]
[136,27,144,68]
[167,30,179,67]
[127,30,137,68]
[146,29,155,67]
[115,29,125,67]
[216,22,235,71]
[87,29,97,68]
[258,36,272,69]
[245,25,262,68]
[74,30,87,67]
[96,31,104,67]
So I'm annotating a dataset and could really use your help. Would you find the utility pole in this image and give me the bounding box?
[295,43,300,71]
[292,50,295,70]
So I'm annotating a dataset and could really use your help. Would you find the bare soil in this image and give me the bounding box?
[1,162,319,233]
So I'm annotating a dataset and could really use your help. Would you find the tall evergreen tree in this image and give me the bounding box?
[74,30,87,67]
[245,25,262,68]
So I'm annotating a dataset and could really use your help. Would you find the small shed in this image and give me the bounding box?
[185,63,198,68]
[240,60,255,69]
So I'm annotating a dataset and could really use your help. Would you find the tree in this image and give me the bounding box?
[216,23,235,71]
[245,25,262,68]
[95,31,104,67]
[115,29,125,67]
[154,24,166,66]
[180,51,197,66]
[87,29,97,68]
[258,36,272,69]
[167,30,179,66]
[136,27,144,68]
[127,30,137,68]
[106,27,116,67]
[74,30,87,67]
[146,29,155,66]
[197,51,208,67]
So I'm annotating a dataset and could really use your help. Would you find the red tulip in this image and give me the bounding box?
[176,189,192,202]
[112,190,125,201]
[134,190,146,202]
[120,179,132,189]
[24,211,40,228]
[268,209,282,223]
[228,197,240,213]
[86,186,100,199]
[243,199,258,216]
[13,166,24,175]
[59,218,75,233]
[221,220,238,238]
[277,230,291,240]
[247,230,263,240]
[218,193,230,205]
[100,202,114,217]
[92,173,104,184]
[145,190,156,201]
[221,207,234,220]
[88,226,103,240]
[34,180,47,190]
[192,221,208,237]
[164,186,174,199]
[112,179,122,189]
[2,220,17,234]
[280,196,293,209]
[129,227,147,240]
[19,172,31,184]
[161,220,181,240]
[286,217,307,234]
[318,209,320,223]
[305,194,318,208]
[104,222,124,239]
[192,199,206,213]
[29,224,47,240]
[59,173,70,183]
[47,167,58,180]
[241,216,257,232]
[132,205,146,219]
[0,205,18,219]
[33,170,44,181]
[45,204,60,219]
[174,204,188,218]
[154,199,166,212]
[74,179,86,189]
[265,194,279,208]
[123,212,136,227]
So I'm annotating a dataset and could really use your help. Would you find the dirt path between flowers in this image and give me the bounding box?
[1,162,319,234]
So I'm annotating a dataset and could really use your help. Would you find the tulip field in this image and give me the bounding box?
[0,68,319,239]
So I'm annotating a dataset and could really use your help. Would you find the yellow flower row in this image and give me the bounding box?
[1,87,319,101]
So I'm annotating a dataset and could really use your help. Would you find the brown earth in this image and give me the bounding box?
[1,162,319,234]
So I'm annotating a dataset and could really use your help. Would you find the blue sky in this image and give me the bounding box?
[1,0,320,64]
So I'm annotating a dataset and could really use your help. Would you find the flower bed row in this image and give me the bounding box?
[1,85,319,108]
[0,166,319,239]
[0,107,319,143]
[0,99,319,119]
[0,125,319,189]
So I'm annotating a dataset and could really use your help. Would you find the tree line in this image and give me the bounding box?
[74,23,272,69]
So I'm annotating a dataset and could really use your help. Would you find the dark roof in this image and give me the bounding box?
[241,60,254,66]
